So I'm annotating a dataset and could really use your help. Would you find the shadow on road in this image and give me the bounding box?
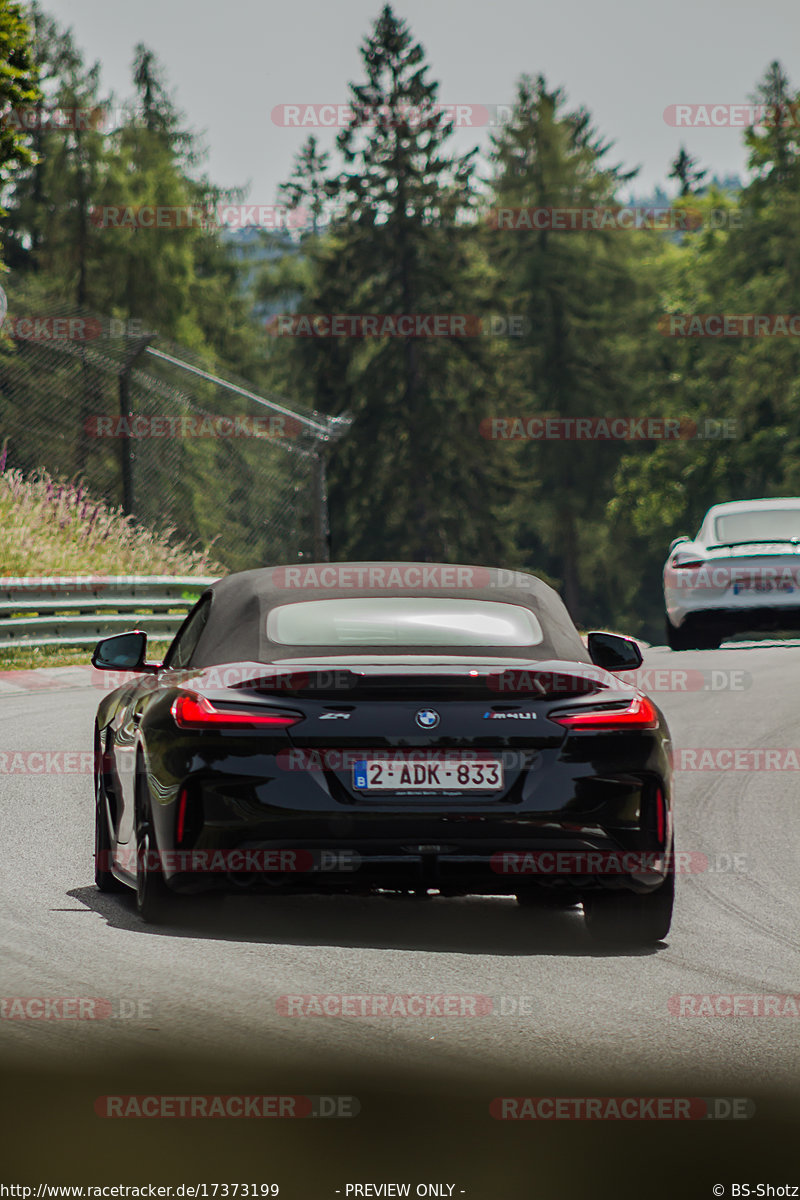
[68,884,663,958]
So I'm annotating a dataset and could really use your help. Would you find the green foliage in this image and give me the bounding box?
[486,74,660,621]
[0,0,39,236]
[2,11,260,356]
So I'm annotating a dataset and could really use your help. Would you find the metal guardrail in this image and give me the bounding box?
[0,576,217,650]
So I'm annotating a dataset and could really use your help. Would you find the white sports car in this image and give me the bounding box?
[664,498,800,650]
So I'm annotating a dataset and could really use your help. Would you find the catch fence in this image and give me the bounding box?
[0,294,349,571]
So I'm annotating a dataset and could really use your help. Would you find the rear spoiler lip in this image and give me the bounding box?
[175,659,630,699]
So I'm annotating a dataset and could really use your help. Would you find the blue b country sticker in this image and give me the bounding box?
[354,761,368,789]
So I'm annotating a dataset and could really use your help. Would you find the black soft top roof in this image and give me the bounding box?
[188,562,590,666]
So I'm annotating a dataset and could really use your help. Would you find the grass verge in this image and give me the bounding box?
[0,459,221,670]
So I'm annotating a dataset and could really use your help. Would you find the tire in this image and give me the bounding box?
[134,763,173,924]
[665,616,721,651]
[94,731,124,893]
[665,616,695,651]
[583,869,674,948]
[694,628,723,650]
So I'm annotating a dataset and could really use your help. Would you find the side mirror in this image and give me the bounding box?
[587,631,643,671]
[91,631,159,673]
[668,535,690,553]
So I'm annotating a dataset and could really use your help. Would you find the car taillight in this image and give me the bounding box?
[171,692,303,729]
[549,694,659,731]
[671,558,704,569]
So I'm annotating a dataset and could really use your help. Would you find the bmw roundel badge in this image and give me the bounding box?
[415,709,440,729]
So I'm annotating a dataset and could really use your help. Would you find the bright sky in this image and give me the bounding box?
[43,0,799,201]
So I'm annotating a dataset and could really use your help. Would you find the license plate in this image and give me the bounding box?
[352,758,504,792]
[733,580,794,594]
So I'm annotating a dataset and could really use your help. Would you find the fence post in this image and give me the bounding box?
[312,450,330,562]
[118,334,154,516]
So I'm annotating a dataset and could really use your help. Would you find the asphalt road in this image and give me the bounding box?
[2,643,799,1195]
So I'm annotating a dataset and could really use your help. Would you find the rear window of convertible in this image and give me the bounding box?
[266,598,544,647]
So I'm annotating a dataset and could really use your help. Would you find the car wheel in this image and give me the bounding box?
[665,617,721,651]
[582,869,674,947]
[135,763,172,924]
[693,628,723,649]
[665,616,695,651]
[94,731,124,893]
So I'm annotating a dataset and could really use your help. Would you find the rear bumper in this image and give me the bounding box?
[160,830,671,897]
[667,601,800,634]
[142,731,672,899]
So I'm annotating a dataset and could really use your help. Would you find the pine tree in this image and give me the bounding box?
[0,0,42,268]
[280,136,333,236]
[281,4,512,563]
[669,146,707,197]
[487,74,651,620]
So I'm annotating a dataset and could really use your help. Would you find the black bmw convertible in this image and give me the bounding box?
[92,563,674,944]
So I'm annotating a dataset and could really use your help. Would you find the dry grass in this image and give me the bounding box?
[0,454,222,670]
[0,642,173,671]
[0,459,222,578]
